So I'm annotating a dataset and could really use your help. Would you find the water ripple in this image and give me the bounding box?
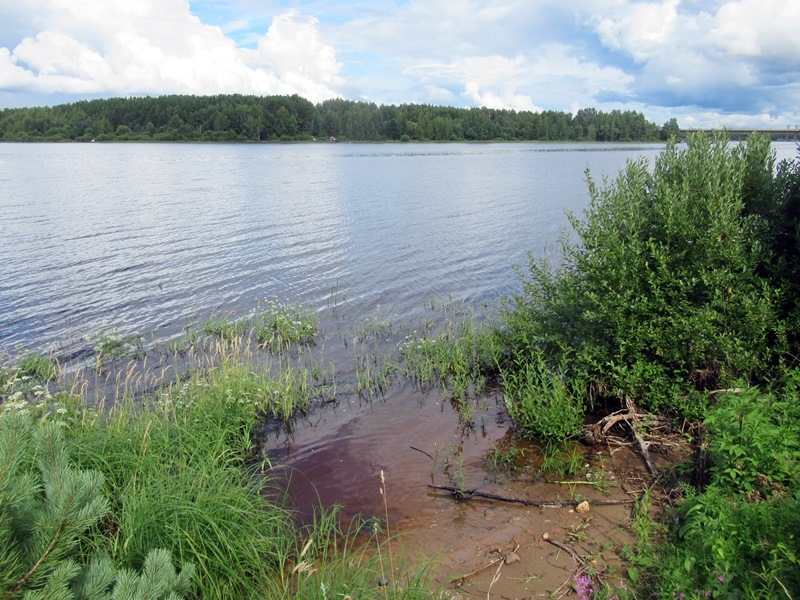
[6,140,755,357]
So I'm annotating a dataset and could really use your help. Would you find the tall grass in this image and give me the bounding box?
[64,372,297,598]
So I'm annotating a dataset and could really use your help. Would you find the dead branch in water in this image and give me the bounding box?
[428,485,637,507]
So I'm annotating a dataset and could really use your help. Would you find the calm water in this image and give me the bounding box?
[2,141,796,358]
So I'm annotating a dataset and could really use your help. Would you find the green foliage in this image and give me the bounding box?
[67,368,297,598]
[93,329,145,363]
[657,488,800,598]
[501,353,584,441]
[253,302,319,351]
[398,305,499,399]
[0,413,193,599]
[16,354,58,382]
[704,387,799,497]
[499,133,792,417]
[198,315,249,340]
[0,93,665,143]
[537,441,586,480]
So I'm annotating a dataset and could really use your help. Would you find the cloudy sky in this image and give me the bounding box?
[0,0,798,128]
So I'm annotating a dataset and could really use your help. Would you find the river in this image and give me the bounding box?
[1,141,796,358]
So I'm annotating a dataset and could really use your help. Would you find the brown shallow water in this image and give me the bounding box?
[261,384,653,597]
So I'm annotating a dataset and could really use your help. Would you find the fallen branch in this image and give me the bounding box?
[633,428,659,476]
[708,387,744,395]
[545,537,584,566]
[428,485,637,507]
[410,446,434,460]
[626,398,659,477]
[450,543,520,585]
[584,402,661,476]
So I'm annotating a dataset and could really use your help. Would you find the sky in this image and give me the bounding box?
[0,0,798,129]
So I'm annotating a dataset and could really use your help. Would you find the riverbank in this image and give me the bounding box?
[4,133,800,598]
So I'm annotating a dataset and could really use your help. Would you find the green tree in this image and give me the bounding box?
[0,413,193,599]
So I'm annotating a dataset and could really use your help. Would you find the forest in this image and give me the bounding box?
[0,93,677,143]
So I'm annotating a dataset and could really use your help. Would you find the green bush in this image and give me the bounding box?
[499,133,791,417]
[704,387,800,496]
[659,488,800,598]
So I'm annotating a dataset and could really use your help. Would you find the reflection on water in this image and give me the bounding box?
[3,141,794,358]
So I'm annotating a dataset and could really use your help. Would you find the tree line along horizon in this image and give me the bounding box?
[0,93,684,143]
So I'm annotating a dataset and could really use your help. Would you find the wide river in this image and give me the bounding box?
[2,141,797,359]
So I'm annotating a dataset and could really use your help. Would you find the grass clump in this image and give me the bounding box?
[500,353,584,442]
[398,306,498,399]
[64,367,296,599]
[253,301,319,351]
[94,329,145,364]
[16,353,58,381]
[198,313,249,340]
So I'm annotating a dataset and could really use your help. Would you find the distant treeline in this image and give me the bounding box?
[0,94,678,143]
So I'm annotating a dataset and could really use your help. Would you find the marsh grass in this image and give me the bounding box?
[354,342,396,398]
[198,312,249,340]
[398,304,499,401]
[0,299,497,599]
[93,328,145,366]
[253,301,319,351]
[191,302,319,353]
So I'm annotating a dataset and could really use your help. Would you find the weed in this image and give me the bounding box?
[16,353,58,381]
[93,328,145,363]
[199,313,249,339]
[483,441,525,478]
[538,440,585,480]
[501,353,584,442]
[254,301,319,351]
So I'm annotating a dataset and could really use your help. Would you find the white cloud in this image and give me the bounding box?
[245,11,343,99]
[0,1,342,102]
[1,0,799,127]
[592,0,680,62]
[462,82,540,112]
[709,0,800,62]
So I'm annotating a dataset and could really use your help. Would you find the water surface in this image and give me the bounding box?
[2,141,795,357]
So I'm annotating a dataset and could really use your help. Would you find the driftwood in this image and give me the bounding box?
[428,485,637,507]
[584,401,663,477]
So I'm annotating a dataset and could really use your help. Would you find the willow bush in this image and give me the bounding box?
[499,133,797,419]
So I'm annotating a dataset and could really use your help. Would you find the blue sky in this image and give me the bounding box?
[1,0,798,128]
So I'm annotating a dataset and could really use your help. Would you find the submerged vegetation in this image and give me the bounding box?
[0,93,670,143]
[2,132,800,597]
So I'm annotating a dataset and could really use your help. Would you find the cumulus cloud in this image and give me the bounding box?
[585,0,800,122]
[0,0,342,103]
[1,0,799,127]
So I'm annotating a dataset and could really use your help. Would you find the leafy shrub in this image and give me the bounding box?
[499,134,791,417]
[704,387,800,496]
[661,487,800,598]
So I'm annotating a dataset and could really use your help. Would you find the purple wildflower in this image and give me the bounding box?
[573,574,594,600]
